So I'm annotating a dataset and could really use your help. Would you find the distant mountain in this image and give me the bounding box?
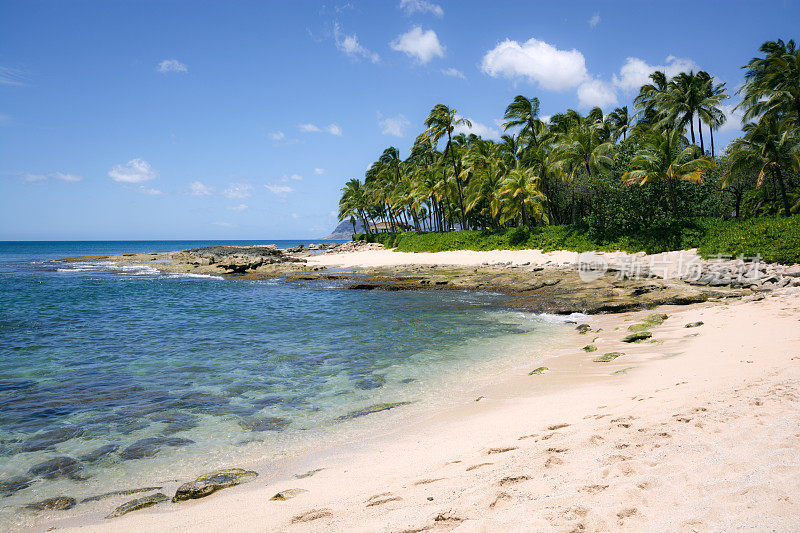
[324,219,362,240]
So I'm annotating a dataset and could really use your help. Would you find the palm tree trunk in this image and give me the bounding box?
[446,134,467,230]
[773,166,792,217]
[697,116,704,155]
[667,179,677,215]
[688,116,697,157]
[710,126,715,159]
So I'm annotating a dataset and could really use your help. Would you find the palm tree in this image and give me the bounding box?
[606,106,632,141]
[338,178,371,234]
[738,39,800,128]
[697,72,728,158]
[634,70,669,126]
[725,115,800,216]
[502,95,542,145]
[499,164,547,227]
[424,104,471,229]
[622,129,712,213]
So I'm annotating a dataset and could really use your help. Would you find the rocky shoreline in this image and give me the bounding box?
[56,242,800,315]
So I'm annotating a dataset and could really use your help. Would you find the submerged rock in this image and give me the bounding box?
[238,417,290,432]
[576,324,591,334]
[353,375,386,390]
[0,476,32,496]
[337,402,412,421]
[25,496,76,511]
[81,486,164,503]
[685,321,704,328]
[119,437,194,461]
[20,427,84,453]
[106,493,168,518]
[27,456,83,480]
[528,367,548,375]
[172,468,258,502]
[594,352,625,363]
[582,345,597,352]
[78,444,119,463]
[622,331,652,343]
[270,488,308,501]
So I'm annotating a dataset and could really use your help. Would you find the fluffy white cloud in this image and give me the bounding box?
[265,183,295,196]
[108,159,156,183]
[334,23,380,63]
[589,12,601,28]
[228,204,248,212]
[390,27,445,64]
[223,183,253,199]
[157,59,188,73]
[314,168,325,175]
[398,0,443,17]
[577,78,618,108]
[23,172,82,183]
[442,67,465,79]
[269,131,285,141]
[481,37,588,91]
[189,181,213,196]
[299,123,342,136]
[613,55,699,91]
[378,113,411,137]
[453,116,501,140]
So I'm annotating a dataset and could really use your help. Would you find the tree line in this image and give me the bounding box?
[338,39,800,239]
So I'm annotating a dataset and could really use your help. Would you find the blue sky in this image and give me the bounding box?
[2,0,798,240]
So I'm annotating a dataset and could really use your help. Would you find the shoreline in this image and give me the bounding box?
[46,291,800,532]
[19,246,800,531]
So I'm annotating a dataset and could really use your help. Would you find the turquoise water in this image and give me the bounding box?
[0,241,565,526]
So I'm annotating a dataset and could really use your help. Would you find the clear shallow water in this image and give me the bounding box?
[0,241,566,526]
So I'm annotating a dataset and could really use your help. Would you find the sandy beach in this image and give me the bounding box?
[41,248,800,533]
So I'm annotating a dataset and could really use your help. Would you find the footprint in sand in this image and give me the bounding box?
[518,433,538,440]
[487,446,517,455]
[489,491,512,510]
[579,484,608,494]
[547,423,570,430]
[545,456,564,468]
[498,475,531,486]
[414,478,444,486]
[365,492,402,507]
[291,508,333,524]
[466,462,493,472]
[617,507,638,524]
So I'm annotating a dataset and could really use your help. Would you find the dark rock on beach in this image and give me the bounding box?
[25,496,76,511]
[78,444,119,463]
[337,402,412,421]
[238,416,291,432]
[623,331,653,343]
[172,468,258,502]
[27,456,84,480]
[106,493,169,518]
[82,486,164,504]
[0,476,32,496]
[685,321,705,328]
[119,437,194,461]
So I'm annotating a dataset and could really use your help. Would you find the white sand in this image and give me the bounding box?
[53,285,800,532]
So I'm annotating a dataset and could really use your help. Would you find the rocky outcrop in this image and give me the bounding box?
[106,493,169,518]
[172,468,258,502]
[25,496,76,511]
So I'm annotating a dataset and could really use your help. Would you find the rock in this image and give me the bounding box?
[622,331,652,343]
[528,366,548,375]
[0,475,32,496]
[576,324,591,334]
[613,367,634,375]
[28,456,83,480]
[238,417,290,432]
[582,345,597,352]
[337,402,412,421]
[25,496,76,511]
[20,427,84,453]
[294,468,324,479]
[119,437,195,460]
[81,486,164,503]
[594,352,624,363]
[629,313,668,331]
[78,444,119,463]
[685,321,704,328]
[173,468,258,502]
[353,374,386,390]
[106,493,169,518]
[270,488,308,501]
[742,293,766,302]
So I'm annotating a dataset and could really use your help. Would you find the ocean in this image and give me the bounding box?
[0,241,570,528]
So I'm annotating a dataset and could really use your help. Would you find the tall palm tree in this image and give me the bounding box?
[738,39,800,128]
[697,72,729,158]
[725,115,800,216]
[606,106,632,141]
[634,70,669,126]
[424,104,471,229]
[502,95,542,145]
[499,164,547,227]
[338,178,371,234]
[622,129,712,213]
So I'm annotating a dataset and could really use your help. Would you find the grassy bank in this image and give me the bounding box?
[354,216,800,264]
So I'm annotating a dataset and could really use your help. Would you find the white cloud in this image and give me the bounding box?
[481,37,587,91]
[589,12,601,28]
[265,183,295,196]
[23,172,82,183]
[378,112,411,137]
[299,123,342,136]
[314,168,325,175]
[613,55,700,92]
[540,114,552,124]
[108,158,156,183]
[269,131,285,141]
[138,186,162,195]
[157,59,188,73]
[189,181,213,196]
[398,0,443,17]
[577,78,618,108]
[334,23,380,63]
[442,67,466,79]
[718,102,746,133]
[280,173,303,182]
[390,26,445,64]
[223,183,253,199]
[228,204,248,212]
[453,116,500,140]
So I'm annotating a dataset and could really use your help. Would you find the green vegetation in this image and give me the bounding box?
[339,40,800,262]
[594,352,625,363]
[528,366,548,375]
